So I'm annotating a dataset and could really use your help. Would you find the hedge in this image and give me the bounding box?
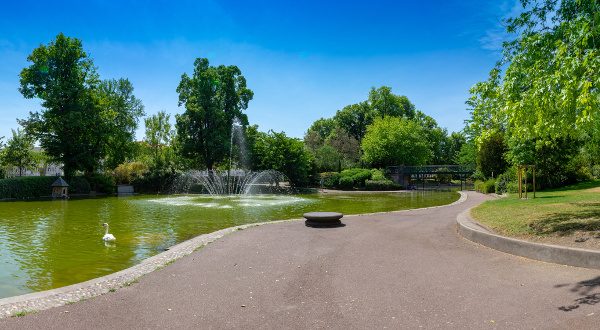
[0,176,56,199]
[0,176,103,199]
[365,179,402,191]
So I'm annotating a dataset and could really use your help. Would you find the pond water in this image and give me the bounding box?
[0,191,458,299]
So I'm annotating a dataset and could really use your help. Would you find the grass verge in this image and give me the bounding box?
[471,180,600,237]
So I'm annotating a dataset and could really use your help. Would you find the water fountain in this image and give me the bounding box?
[173,117,291,195]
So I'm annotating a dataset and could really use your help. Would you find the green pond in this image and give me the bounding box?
[0,191,458,299]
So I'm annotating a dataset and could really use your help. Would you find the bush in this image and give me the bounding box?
[0,176,97,199]
[86,173,115,194]
[69,177,91,194]
[495,168,516,194]
[475,179,496,194]
[0,176,55,199]
[319,172,341,188]
[365,179,401,191]
[113,162,148,184]
[338,176,355,190]
[132,169,177,193]
[340,168,372,187]
[592,165,600,179]
[370,169,386,181]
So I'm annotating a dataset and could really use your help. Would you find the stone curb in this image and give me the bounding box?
[0,190,467,318]
[457,208,600,270]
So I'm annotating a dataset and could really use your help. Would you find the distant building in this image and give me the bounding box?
[3,147,63,178]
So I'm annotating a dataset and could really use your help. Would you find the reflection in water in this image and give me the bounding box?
[0,191,458,298]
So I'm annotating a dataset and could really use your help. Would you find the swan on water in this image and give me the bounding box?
[102,223,116,241]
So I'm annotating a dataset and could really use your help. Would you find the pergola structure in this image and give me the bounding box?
[387,165,475,190]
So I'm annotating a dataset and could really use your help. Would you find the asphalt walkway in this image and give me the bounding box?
[3,191,599,329]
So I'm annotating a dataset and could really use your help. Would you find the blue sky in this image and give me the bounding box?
[0,0,521,140]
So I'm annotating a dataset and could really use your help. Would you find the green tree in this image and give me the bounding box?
[1,129,36,176]
[445,132,466,164]
[98,79,145,169]
[304,117,336,150]
[176,58,253,170]
[361,117,431,167]
[457,140,477,166]
[477,132,508,178]
[18,34,144,177]
[18,33,100,177]
[333,102,373,141]
[325,127,361,168]
[314,145,341,172]
[249,129,314,186]
[368,86,416,119]
[144,111,175,170]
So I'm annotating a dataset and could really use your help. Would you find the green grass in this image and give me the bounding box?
[11,310,36,317]
[471,180,600,237]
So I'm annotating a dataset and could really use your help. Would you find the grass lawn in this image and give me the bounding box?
[471,180,600,238]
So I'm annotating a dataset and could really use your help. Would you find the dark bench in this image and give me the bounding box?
[303,212,344,228]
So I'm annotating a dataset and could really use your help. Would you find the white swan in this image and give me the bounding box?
[102,223,116,242]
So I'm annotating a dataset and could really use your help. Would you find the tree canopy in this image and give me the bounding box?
[0,129,36,176]
[361,117,431,167]
[18,33,144,177]
[176,58,253,170]
[465,0,600,186]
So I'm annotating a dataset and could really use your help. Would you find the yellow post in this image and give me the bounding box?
[524,165,528,199]
[533,166,536,198]
[518,166,521,199]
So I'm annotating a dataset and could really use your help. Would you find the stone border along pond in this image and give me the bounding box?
[0,192,468,318]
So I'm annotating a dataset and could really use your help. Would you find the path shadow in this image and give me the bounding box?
[555,276,600,311]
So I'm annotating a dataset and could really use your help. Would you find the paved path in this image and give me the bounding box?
[3,192,600,329]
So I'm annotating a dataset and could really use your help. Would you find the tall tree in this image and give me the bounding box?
[361,117,431,167]
[368,86,416,119]
[333,102,373,141]
[19,33,100,177]
[98,78,145,169]
[466,0,600,185]
[1,129,36,176]
[176,58,253,170]
[18,33,144,177]
[304,117,337,151]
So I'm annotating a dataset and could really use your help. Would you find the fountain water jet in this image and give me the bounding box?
[172,117,291,195]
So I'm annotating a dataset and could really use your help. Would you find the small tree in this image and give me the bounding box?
[250,129,314,186]
[2,129,36,176]
[477,132,508,178]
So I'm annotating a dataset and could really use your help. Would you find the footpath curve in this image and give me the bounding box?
[458,208,600,270]
[2,191,600,329]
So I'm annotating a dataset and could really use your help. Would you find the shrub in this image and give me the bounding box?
[340,168,372,187]
[69,177,91,194]
[86,173,115,194]
[495,168,516,194]
[592,165,600,179]
[319,172,341,188]
[365,179,401,191]
[113,162,148,184]
[475,179,496,194]
[370,169,386,181]
[338,176,355,190]
[0,176,55,199]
